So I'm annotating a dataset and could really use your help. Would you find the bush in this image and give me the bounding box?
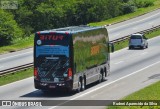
[122,2,137,14]
[134,0,154,8]
[4,0,155,39]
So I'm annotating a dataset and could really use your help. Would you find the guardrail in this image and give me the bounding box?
[0,25,160,76]
[109,25,160,44]
[0,63,33,76]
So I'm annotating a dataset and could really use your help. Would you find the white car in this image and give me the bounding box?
[129,33,148,49]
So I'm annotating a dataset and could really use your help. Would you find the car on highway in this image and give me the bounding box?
[129,33,148,49]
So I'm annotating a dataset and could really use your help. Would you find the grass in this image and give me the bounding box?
[0,68,33,86]
[0,35,34,54]
[89,0,160,26]
[107,81,160,109]
[147,28,160,39]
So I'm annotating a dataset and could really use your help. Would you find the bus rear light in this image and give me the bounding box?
[34,68,38,78]
[68,68,72,78]
[37,32,40,35]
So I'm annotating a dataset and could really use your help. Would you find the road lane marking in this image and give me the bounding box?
[48,60,160,109]
[114,61,124,65]
[0,51,32,61]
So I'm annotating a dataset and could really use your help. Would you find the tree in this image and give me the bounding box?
[0,10,23,46]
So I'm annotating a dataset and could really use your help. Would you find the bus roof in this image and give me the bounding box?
[37,25,105,34]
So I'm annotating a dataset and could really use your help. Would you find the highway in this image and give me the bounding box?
[0,36,160,109]
[0,9,160,71]
[108,9,160,40]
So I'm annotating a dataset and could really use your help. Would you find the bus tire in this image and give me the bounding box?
[98,73,102,83]
[76,81,81,93]
[102,71,105,81]
[81,78,86,91]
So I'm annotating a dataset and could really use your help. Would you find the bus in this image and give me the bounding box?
[34,25,110,92]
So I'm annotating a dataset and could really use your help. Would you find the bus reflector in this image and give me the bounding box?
[34,68,38,77]
[68,68,72,77]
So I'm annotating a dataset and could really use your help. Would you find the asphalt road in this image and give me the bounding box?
[0,48,33,71]
[108,9,160,41]
[0,9,160,71]
[0,36,160,109]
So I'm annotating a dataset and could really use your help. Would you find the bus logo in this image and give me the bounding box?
[37,40,42,45]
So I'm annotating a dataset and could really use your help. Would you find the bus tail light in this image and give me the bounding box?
[37,32,40,35]
[34,68,38,79]
[68,68,72,79]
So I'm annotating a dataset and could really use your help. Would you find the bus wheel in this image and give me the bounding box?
[102,72,106,81]
[81,78,86,91]
[76,81,81,93]
[98,73,102,83]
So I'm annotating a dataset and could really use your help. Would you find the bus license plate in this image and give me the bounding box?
[49,85,56,88]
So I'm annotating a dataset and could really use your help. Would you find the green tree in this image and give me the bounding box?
[0,10,23,46]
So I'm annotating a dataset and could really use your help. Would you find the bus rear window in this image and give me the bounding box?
[35,33,70,46]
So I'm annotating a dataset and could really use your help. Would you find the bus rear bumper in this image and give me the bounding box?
[34,80,73,91]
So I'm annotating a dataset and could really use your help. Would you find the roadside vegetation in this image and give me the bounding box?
[108,81,160,109]
[0,68,33,86]
[89,0,160,26]
[0,0,160,54]
[0,35,33,54]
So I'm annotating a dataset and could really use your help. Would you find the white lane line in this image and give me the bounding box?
[141,52,148,55]
[114,61,124,65]
[0,51,32,61]
[48,60,160,109]
[109,12,160,31]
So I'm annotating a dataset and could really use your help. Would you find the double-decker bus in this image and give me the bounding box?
[34,25,110,92]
